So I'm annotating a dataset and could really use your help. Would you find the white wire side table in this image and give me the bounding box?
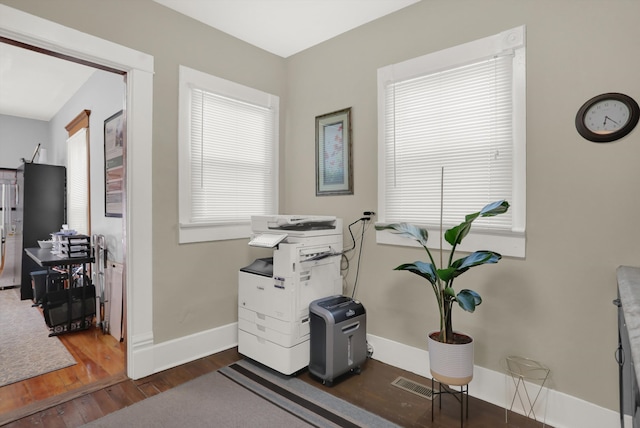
[504,356,551,426]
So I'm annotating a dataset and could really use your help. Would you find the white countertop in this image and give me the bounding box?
[617,266,640,384]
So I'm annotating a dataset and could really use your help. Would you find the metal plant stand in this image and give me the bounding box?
[431,377,469,428]
[504,355,550,426]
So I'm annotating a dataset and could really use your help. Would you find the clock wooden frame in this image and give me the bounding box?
[575,92,640,143]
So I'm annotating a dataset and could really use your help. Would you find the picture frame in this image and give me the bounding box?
[315,107,353,196]
[104,110,124,217]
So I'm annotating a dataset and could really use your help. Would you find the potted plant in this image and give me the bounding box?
[375,200,509,385]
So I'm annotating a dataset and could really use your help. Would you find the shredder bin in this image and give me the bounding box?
[309,295,367,386]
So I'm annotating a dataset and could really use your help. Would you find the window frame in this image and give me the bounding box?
[178,65,279,244]
[65,110,91,237]
[376,26,526,258]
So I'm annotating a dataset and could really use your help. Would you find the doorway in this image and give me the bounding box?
[0,40,127,418]
[0,3,155,420]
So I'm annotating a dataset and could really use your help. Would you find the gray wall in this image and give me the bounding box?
[48,70,126,262]
[3,0,640,412]
[0,115,49,168]
[0,70,125,262]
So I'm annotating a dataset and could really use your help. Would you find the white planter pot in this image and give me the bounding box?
[427,331,474,386]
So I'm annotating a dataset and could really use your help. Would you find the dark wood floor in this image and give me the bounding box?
[2,341,549,427]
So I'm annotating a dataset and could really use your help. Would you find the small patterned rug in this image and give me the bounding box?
[0,288,76,387]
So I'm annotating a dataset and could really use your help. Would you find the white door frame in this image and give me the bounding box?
[0,4,155,379]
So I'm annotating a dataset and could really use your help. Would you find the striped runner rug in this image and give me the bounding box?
[219,359,399,428]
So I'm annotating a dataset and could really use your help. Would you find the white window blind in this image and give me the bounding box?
[189,89,275,224]
[377,26,526,257]
[178,65,279,243]
[67,127,89,235]
[383,55,513,230]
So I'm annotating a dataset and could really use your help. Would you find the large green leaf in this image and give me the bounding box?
[479,200,510,217]
[457,289,482,312]
[395,261,438,285]
[453,251,502,269]
[445,200,510,246]
[438,251,501,282]
[376,223,429,247]
[444,222,472,246]
[437,266,459,282]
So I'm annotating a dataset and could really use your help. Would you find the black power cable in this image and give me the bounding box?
[341,217,370,299]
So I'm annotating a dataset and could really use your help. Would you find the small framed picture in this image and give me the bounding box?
[104,110,124,217]
[315,107,353,196]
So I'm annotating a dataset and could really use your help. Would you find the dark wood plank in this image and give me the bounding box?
[53,401,86,428]
[182,355,218,378]
[67,394,107,425]
[102,381,146,409]
[34,407,67,428]
[3,414,43,428]
[136,381,163,399]
[90,388,123,417]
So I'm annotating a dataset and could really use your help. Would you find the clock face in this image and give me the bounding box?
[575,93,640,143]
[584,99,630,134]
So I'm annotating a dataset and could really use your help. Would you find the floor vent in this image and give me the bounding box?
[391,376,434,400]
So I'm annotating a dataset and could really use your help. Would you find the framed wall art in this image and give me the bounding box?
[104,110,124,217]
[315,107,353,196]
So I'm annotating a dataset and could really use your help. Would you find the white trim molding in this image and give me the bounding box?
[153,322,238,373]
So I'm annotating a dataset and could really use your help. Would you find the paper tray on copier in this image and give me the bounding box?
[240,257,273,277]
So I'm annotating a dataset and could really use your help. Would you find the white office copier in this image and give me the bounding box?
[238,215,343,375]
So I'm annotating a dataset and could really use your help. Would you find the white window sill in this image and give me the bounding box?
[375,226,525,259]
[179,221,251,244]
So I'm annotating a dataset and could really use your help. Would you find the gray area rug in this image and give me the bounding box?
[83,359,399,428]
[0,288,76,387]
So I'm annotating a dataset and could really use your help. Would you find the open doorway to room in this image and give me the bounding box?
[0,5,154,424]
[0,38,127,419]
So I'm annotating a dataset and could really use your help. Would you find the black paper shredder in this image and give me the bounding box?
[309,295,367,386]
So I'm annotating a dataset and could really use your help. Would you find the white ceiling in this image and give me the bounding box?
[153,0,420,58]
[0,42,96,121]
[0,0,419,121]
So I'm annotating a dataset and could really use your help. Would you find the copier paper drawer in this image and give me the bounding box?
[238,307,309,347]
[239,271,294,322]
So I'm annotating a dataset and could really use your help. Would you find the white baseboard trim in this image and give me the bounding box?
[129,331,155,379]
[152,322,238,374]
[365,334,621,428]
[141,325,620,428]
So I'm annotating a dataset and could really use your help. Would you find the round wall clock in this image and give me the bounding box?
[575,93,640,143]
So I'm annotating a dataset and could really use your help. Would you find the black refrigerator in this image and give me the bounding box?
[16,163,66,300]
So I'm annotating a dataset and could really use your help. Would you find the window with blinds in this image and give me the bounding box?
[67,127,89,235]
[383,55,513,229]
[178,66,279,243]
[377,26,526,257]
